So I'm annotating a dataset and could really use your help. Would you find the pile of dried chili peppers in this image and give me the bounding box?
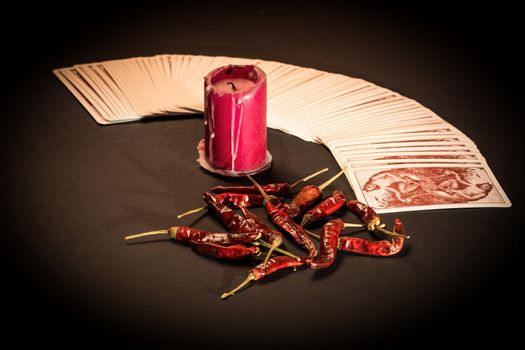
[125,168,410,299]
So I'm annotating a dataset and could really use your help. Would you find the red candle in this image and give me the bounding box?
[198,65,271,176]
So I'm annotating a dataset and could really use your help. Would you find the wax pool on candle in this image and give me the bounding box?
[201,65,271,175]
[212,78,256,94]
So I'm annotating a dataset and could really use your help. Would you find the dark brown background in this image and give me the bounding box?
[4,2,522,348]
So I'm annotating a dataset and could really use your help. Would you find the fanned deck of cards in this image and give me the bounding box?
[54,54,511,213]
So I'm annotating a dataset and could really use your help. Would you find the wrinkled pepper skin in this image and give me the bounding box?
[251,256,304,280]
[169,226,260,245]
[191,242,260,259]
[339,218,405,256]
[240,206,284,245]
[202,192,256,233]
[287,185,322,218]
[307,219,343,269]
[347,200,381,231]
[211,183,291,197]
[302,190,346,226]
[260,195,317,259]
[271,210,317,260]
[214,193,265,208]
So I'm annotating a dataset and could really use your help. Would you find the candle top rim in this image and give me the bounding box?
[204,64,266,95]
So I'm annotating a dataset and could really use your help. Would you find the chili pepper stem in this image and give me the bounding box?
[343,223,365,228]
[177,205,207,219]
[290,168,329,189]
[261,237,283,268]
[221,273,256,299]
[125,230,169,240]
[305,229,320,240]
[251,240,301,261]
[247,175,279,205]
[318,166,348,191]
[376,226,411,239]
[246,175,269,198]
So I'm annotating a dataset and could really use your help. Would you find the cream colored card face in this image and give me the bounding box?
[74,65,123,119]
[310,103,435,133]
[76,64,132,119]
[337,150,485,166]
[141,57,168,112]
[343,156,486,169]
[146,56,188,114]
[327,133,478,152]
[283,78,372,121]
[276,75,362,120]
[329,138,481,160]
[102,60,153,116]
[53,68,109,124]
[166,54,203,111]
[61,67,120,122]
[124,58,163,115]
[90,63,139,118]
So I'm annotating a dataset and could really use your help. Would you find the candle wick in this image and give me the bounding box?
[227,81,237,91]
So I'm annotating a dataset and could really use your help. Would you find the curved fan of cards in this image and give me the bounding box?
[54,54,511,212]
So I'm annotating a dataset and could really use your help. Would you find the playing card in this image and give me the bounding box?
[344,163,511,212]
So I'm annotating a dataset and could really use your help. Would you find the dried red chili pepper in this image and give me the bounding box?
[201,192,300,261]
[240,206,284,244]
[339,218,406,256]
[346,200,410,239]
[300,190,346,226]
[306,218,407,257]
[286,167,348,218]
[306,219,343,269]
[247,175,317,260]
[202,192,255,233]
[178,168,329,219]
[212,183,291,197]
[215,193,265,208]
[221,255,304,299]
[211,167,329,197]
[191,242,260,259]
[346,199,381,231]
[240,206,284,267]
[124,226,261,245]
[175,226,261,245]
[125,224,297,261]
[125,226,261,259]
[177,193,268,219]
[271,210,317,260]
